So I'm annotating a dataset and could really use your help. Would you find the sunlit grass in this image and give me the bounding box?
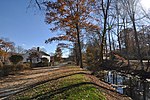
[10,66,106,100]
[44,84,105,100]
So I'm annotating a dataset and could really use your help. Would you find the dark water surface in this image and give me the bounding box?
[97,70,150,100]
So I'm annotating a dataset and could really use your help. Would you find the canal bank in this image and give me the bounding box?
[88,59,150,100]
[95,70,150,100]
[0,65,131,100]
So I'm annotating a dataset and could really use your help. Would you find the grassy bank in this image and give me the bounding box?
[8,65,131,100]
[9,66,105,100]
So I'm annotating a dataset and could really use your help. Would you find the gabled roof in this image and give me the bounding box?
[40,51,50,56]
[22,51,50,56]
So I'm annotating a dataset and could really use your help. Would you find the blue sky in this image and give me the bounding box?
[0,0,63,55]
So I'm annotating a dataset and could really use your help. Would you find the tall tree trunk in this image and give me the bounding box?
[117,34,122,52]
[76,24,83,68]
[108,30,112,59]
[75,0,83,68]
[117,23,121,52]
[105,37,108,60]
[100,21,107,62]
[123,18,130,66]
[111,33,116,51]
[116,0,122,53]
[108,30,112,52]
[74,43,79,66]
[131,15,143,69]
[100,0,110,63]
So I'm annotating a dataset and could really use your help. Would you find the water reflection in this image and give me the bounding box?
[98,70,150,100]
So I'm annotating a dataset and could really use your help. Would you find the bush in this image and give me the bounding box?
[0,62,31,77]
[36,62,43,67]
[0,60,3,70]
[16,63,30,70]
[36,62,48,67]
[24,63,30,69]
[41,58,49,63]
[2,65,15,75]
[3,59,12,65]
[9,55,23,65]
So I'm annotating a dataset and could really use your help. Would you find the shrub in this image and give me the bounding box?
[41,58,49,63]
[36,62,48,67]
[36,58,49,67]
[24,63,30,69]
[9,55,23,65]
[16,63,24,70]
[2,65,15,75]
[16,63,30,70]
[0,60,3,70]
[4,59,12,65]
[0,63,31,77]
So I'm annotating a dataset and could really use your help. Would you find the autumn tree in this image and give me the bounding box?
[0,38,14,53]
[9,55,23,65]
[57,42,80,65]
[54,46,62,62]
[27,48,40,64]
[84,32,101,67]
[0,38,15,62]
[45,31,79,65]
[44,0,99,68]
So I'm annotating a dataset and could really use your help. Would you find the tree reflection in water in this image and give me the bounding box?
[98,70,150,100]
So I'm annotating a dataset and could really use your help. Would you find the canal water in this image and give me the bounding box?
[97,70,150,100]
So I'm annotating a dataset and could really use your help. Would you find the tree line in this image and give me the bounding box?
[31,0,150,69]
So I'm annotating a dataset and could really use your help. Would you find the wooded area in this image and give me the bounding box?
[31,0,150,69]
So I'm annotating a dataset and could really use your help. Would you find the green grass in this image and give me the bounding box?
[46,85,105,100]
[10,67,106,100]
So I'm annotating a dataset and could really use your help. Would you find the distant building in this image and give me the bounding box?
[22,47,50,63]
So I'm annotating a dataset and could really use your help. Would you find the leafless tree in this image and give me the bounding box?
[120,0,144,69]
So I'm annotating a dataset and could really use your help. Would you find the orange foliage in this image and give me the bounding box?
[45,0,99,44]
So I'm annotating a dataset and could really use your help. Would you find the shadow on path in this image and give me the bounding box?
[1,70,90,99]
[31,81,128,100]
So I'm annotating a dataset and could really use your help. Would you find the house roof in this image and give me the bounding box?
[22,50,50,57]
[40,51,50,56]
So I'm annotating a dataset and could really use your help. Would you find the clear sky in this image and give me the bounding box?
[0,0,61,55]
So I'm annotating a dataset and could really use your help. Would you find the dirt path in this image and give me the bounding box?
[0,64,131,100]
[0,66,63,99]
[0,62,71,99]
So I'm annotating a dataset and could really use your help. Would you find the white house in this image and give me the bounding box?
[22,47,50,63]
